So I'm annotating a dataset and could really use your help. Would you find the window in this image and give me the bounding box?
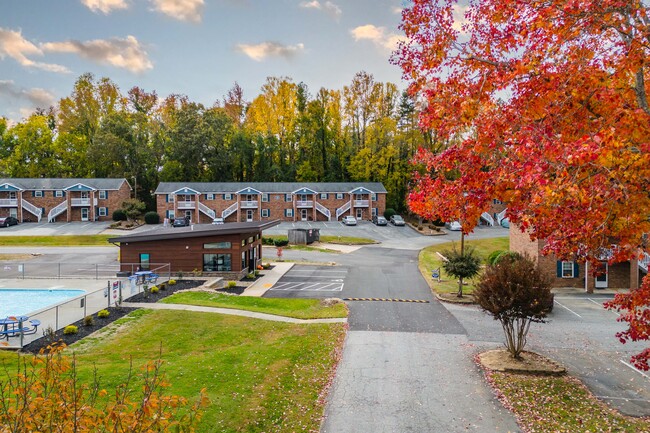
[139,253,150,270]
[248,236,254,244]
[204,242,231,249]
[99,190,107,199]
[55,190,63,198]
[261,209,270,217]
[493,199,503,205]
[34,190,43,198]
[561,261,575,278]
[167,194,175,203]
[207,193,215,200]
[203,253,232,272]
[285,209,294,217]
[285,193,292,202]
[261,193,269,202]
[98,207,108,216]
[224,193,233,200]
[372,207,378,216]
[320,193,328,200]
[371,193,377,201]
[336,193,343,200]
[241,239,246,247]
[167,210,175,219]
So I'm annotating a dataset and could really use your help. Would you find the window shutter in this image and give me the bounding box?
[573,263,579,278]
[31,191,35,197]
[556,261,562,278]
[105,191,108,199]
[165,194,169,203]
[63,191,66,197]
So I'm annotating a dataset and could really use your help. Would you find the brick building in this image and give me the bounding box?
[154,182,388,224]
[510,225,645,293]
[0,178,131,223]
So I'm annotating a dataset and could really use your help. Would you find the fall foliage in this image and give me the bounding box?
[394,1,650,368]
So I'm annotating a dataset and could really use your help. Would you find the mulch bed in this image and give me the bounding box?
[20,279,205,354]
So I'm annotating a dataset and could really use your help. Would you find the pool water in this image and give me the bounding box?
[0,289,86,317]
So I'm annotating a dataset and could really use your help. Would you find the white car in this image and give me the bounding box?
[342,216,357,226]
[447,221,462,231]
[212,217,224,225]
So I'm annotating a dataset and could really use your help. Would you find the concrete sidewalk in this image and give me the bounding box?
[243,262,294,296]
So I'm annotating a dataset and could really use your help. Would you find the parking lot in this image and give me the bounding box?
[264,265,347,297]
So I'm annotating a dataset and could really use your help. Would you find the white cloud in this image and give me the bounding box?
[350,24,405,51]
[0,80,56,108]
[392,6,402,14]
[81,0,129,14]
[452,4,469,32]
[0,28,69,73]
[150,0,204,23]
[42,35,152,73]
[235,41,305,62]
[299,1,342,20]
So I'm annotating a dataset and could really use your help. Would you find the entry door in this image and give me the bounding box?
[595,262,608,289]
[185,210,192,221]
[9,208,17,218]
[246,209,254,222]
[81,208,89,221]
[356,208,363,219]
[301,209,308,221]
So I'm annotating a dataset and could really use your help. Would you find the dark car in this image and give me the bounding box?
[390,215,405,226]
[372,215,387,226]
[0,216,18,228]
[172,217,190,227]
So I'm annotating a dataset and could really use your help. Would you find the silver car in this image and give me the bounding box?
[342,216,357,226]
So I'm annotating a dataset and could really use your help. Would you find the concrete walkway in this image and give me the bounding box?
[121,301,347,324]
[243,262,294,296]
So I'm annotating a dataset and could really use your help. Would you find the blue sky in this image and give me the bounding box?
[1,0,409,122]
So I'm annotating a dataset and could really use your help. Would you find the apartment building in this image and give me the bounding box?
[0,178,131,223]
[155,182,387,224]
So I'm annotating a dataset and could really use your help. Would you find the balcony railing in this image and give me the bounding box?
[353,200,369,207]
[177,201,196,209]
[0,199,18,207]
[240,200,258,208]
[70,198,91,206]
[296,200,314,208]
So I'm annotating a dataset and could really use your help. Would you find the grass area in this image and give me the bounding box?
[0,308,346,433]
[487,371,650,432]
[320,235,375,245]
[419,237,509,295]
[0,235,113,246]
[162,291,348,319]
[0,253,37,261]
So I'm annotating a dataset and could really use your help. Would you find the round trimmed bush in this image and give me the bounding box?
[144,211,160,224]
[273,239,289,247]
[63,325,78,335]
[97,309,110,318]
[384,208,397,220]
[112,209,127,221]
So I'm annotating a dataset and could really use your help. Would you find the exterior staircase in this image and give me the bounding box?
[48,201,67,222]
[21,199,43,222]
[315,202,331,221]
[198,201,216,219]
[221,202,238,219]
[335,201,351,220]
[496,208,507,225]
[639,252,650,273]
[480,212,495,226]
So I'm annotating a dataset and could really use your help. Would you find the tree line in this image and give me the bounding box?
[0,72,434,211]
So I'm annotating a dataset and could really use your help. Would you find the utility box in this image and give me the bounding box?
[288,228,320,245]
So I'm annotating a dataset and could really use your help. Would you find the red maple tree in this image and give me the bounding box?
[394,0,650,369]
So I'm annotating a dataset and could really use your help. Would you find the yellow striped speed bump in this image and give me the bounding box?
[343,297,430,303]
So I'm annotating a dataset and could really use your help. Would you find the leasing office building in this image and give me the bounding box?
[155,182,387,224]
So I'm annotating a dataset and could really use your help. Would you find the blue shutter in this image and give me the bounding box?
[165,194,169,203]
[105,191,108,199]
[63,191,66,197]
[31,191,35,197]
[573,263,579,278]
[556,261,562,278]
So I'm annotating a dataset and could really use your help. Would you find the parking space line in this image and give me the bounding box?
[300,282,321,290]
[620,359,650,380]
[289,270,347,273]
[586,298,620,316]
[553,300,582,318]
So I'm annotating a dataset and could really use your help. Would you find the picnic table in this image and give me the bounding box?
[0,316,40,340]
[129,271,159,285]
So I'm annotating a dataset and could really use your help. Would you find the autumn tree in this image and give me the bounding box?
[395,0,650,368]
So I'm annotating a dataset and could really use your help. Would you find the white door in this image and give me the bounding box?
[246,209,254,222]
[356,208,363,219]
[301,209,308,221]
[81,208,89,221]
[9,208,17,218]
[595,262,608,289]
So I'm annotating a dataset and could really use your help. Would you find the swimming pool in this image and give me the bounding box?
[0,289,86,317]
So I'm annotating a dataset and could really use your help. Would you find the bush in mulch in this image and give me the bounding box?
[21,280,206,354]
[215,285,247,295]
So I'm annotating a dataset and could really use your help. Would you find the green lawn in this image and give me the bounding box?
[0,309,346,433]
[0,235,114,246]
[320,235,376,245]
[419,237,509,295]
[162,292,348,319]
[488,371,650,432]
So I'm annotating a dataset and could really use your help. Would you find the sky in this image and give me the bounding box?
[1,0,410,122]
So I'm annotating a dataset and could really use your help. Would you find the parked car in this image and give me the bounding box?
[212,217,224,225]
[172,217,190,227]
[0,216,18,228]
[500,218,510,228]
[342,216,357,226]
[447,221,462,231]
[372,215,388,226]
[390,215,405,226]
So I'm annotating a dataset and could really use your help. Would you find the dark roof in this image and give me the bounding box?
[154,182,388,194]
[108,220,281,244]
[0,178,128,191]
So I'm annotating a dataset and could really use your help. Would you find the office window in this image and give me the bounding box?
[320,193,328,200]
[261,193,269,202]
[139,253,150,270]
[99,190,107,199]
[241,239,246,247]
[261,209,270,217]
[285,193,292,202]
[336,193,343,199]
[204,242,232,249]
[285,209,294,217]
[203,253,232,272]
[248,236,254,244]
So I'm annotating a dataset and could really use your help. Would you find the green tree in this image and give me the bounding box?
[441,246,482,298]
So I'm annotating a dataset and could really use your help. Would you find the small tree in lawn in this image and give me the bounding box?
[474,254,553,359]
[441,245,481,298]
[121,198,146,221]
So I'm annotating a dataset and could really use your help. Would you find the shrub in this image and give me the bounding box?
[83,316,94,327]
[418,226,423,231]
[254,270,260,276]
[120,198,146,221]
[112,209,127,221]
[192,268,203,277]
[168,279,177,285]
[43,326,56,343]
[441,246,482,297]
[158,283,166,290]
[150,285,159,294]
[263,263,271,269]
[144,211,160,224]
[474,254,553,359]
[384,208,397,219]
[226,281,237,289]
[247,272,255,279]
[177,271,184,280]
[63,325,78,335]
[261,237,276,245]
[97,309,110,318]
[273,239,289,247]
